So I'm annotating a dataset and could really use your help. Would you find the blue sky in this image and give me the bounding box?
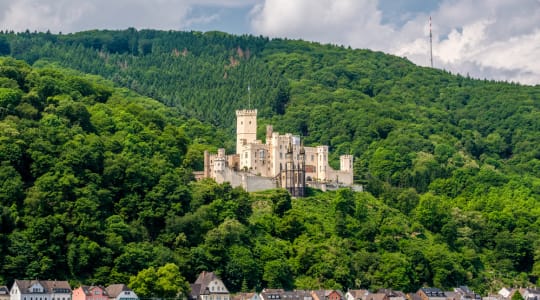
[1,0,539,85]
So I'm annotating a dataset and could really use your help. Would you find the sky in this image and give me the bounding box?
[1,0,539,85]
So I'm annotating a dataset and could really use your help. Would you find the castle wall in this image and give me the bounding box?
[213,165,243,186]
[243,175,277,192]
[326,169,354,185]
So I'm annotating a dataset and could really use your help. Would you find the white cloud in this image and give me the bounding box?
[250,0,540,85]
[250,0,395,49]
[0,0,253,33]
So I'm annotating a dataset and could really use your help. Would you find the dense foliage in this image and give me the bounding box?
[1,29,540,294]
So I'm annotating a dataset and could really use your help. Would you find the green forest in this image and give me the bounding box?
[1,29,540,296]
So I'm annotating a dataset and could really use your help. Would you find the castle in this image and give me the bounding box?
[201,109,355,196]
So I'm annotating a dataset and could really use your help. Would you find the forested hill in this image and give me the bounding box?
[1,30,540,293]
[1,29,539,192]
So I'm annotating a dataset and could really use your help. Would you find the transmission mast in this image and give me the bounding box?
[429,16,433,68]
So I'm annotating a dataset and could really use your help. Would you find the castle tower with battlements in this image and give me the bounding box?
[236,109,257,154]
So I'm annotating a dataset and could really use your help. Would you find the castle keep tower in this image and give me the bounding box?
[236,109,257,154]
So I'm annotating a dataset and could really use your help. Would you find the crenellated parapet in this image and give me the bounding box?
[235,109,257,116]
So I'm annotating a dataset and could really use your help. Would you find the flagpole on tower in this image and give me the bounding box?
[248,82,251,109]
[430,16,433,68]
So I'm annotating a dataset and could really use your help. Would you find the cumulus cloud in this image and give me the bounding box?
[250,0,540,85]
[250,0,395,49]
[0,0,187,32]
[0,0,253,33]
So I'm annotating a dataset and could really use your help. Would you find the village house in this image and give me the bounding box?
[485,288,517,300]
[520,288,540,300]
[260,289,313,300]
[415,288,446,300]
[346,290,371,300]
[72,286,109,300]
[447,286,481,300]
[105,285,138,300]
[0,286,10,300]
[232,293,261,300]
[376,290,405,300]
[259,289,285,300]
[190,271,230,300]
[9,280,72,300]
[312,290,343,300]
[361,293,387,300]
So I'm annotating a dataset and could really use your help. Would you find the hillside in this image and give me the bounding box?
[1,30,540,293]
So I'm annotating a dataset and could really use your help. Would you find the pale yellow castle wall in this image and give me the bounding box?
[239,142,272,177]
[326,169,354,185]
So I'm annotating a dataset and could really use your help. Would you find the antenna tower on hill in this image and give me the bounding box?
[429,16,433,68]
[248,82,251,109]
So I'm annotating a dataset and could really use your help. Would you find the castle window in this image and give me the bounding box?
[245,153,248,158]
[311,155,314,161]
[241,121,243,125]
